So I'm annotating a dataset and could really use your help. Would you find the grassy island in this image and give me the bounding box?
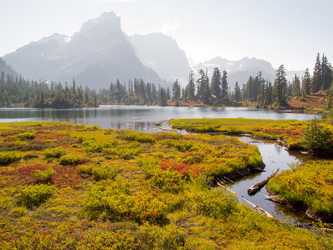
[170,117,333,153]
[0,121,331,249]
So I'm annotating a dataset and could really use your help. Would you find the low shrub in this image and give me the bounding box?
[141,224,186,249]
[137,158,160,179]
[192,188,239,219]
[23,153,39,160]
[105,142,141,160]
[59,154,86,165]
[150,169,184,194]
[78,164,94,177]
[16,184,56,207]
[33,167,56,182]
[91,165,119,181]
[83,181,168,225]
[12,140,29,147]
[0,151,22,165]
[118,131,156,144]
[82,140,115,153]
[44,147,66,158]
[300,118,333,156]
[16,132,35,140]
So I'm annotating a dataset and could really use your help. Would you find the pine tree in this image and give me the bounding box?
[273,65,288,107]
[187,70,195,101]
[292,74,301,98]
[311,53,322,93]
[197,69,210,104]
[172,79,181,101]
[234,82,241,102]
[321,54,332,91]
[210,67,221,103]
[302,68,311,97]
[221,70,228,104]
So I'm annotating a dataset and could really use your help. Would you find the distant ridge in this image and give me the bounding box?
[192,57,276,89]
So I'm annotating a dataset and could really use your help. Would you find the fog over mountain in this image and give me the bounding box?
[4,12,163,89]
[130,33,191,83]
[3,12,303,90]
[0,58,18,78]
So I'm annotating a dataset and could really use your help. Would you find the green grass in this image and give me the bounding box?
[268,161,333,217]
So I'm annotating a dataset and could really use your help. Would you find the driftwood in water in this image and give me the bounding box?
[216,178,274,218]
[247,168,279,196]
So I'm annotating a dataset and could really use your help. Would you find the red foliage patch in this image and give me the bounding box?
[0,164,85,188]
[51,165,84,188]
[160,159,190,175]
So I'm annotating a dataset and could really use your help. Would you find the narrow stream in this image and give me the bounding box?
[229,136,315,228]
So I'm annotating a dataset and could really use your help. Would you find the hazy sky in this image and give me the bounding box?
[1,0,333,71]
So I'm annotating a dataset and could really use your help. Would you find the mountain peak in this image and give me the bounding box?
[79,12,121,33]
[38,33,69,44]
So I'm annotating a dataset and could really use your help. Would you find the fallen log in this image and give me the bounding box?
[247,168,279,196]
[216,178,273,218]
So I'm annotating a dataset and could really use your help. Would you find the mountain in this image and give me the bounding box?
[130,33,191,83]
[3,12,163,89]
[0,58,19,78]
[192,57,276,89]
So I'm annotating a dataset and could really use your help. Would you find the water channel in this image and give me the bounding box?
[231,136,315,228]
[0,106,319,227]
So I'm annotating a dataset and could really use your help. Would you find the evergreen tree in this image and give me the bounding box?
[196,69,210,104]
[221,70,228,104]
[187,70,195,101]
[264,81,273,107]
[302,68,311,96]
[172,79,181,101]
[311,53,322,93]
[273,65,288,106]
[321,54,332,90]
[210,67,222,103]
[234,82,241,102]
[292,74,301,98]
[158,87,167,106]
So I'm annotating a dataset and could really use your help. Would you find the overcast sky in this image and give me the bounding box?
[1,0,333,71]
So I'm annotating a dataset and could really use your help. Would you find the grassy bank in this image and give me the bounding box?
[170,117,333,152]
[267,161,333,222]
[0,121,331,249]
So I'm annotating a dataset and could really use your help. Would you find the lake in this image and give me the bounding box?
[0,106,317,132]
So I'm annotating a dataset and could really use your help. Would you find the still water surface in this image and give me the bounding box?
[231,137,315,227]
[0,106,317,132]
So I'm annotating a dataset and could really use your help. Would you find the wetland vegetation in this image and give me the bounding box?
[0,121,332,249]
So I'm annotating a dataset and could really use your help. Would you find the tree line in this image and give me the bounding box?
[1,53,332,109]
[172,53,332,109]
[0,74,98,108]
[0,73,171,108]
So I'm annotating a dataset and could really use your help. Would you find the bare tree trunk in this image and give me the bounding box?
[247,168,279,196]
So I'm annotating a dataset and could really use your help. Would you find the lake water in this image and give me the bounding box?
[0,106,317,132]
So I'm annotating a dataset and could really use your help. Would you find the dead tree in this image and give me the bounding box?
[247,168,279,196]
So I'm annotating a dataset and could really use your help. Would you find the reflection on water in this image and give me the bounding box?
[0,106,317,132]
[231,137,314,227]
